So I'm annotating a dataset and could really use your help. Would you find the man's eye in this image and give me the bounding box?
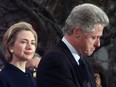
[92,37,96,39]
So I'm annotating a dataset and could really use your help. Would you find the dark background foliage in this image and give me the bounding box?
[0,0,116,86]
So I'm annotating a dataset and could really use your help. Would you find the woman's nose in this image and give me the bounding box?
[26,43,32,49]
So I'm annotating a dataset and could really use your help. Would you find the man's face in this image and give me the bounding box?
[75,24,104,56]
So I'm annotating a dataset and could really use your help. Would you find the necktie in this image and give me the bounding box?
[79,58,91,87]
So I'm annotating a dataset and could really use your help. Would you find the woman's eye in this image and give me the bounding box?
[31,42,36,45]
[21,41,27,44]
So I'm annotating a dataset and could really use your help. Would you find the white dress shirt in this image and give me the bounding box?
[62,37,80,65]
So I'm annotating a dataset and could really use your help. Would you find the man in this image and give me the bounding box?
[36,3,109,87]
[26,53,41,78]
[26,53,41,69]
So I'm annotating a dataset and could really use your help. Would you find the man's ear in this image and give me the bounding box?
[73,27,81,37]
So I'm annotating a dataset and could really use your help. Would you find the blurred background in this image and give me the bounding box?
[0,0,116,86]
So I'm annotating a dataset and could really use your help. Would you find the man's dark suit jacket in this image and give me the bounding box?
[36,40,96,87]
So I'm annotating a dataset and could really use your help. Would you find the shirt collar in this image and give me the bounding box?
[62,37,80,64]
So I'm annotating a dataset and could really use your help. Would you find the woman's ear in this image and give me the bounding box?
[9,45,14,53]
[10,49,14,53]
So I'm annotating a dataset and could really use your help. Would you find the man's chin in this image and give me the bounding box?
[85,52,93,57]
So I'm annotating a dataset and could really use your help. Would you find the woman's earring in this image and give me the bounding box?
[10,49,14,53]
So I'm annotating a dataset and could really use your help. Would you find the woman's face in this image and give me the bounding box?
[11,30,36,61]
[94,73,102,87]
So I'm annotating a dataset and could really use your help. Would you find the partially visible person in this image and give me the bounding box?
[92,62,107,87]
[0,21,38,87]
[36,3,109,87]
[26,53,41,78]
[0,49,5,71]
[26,53,41,69]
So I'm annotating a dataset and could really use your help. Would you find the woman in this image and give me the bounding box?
[92,62,108,87]
[0,21,38,87]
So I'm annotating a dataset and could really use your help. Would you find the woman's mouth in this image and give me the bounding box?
[24,52,33,55]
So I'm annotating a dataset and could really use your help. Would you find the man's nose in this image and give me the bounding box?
[94,39,100,48]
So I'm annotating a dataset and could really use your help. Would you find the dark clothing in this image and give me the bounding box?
[36,40,96,87]
[0,63,36,87]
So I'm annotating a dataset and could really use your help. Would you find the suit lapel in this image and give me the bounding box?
[57,40,96,87]
[57,40,77,65]
[81,57,96,87]
[57,40,84,86]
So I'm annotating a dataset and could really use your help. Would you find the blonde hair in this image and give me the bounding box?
[3,21,38,62]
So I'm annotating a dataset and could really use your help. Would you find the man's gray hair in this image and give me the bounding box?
[62,3,109,35]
